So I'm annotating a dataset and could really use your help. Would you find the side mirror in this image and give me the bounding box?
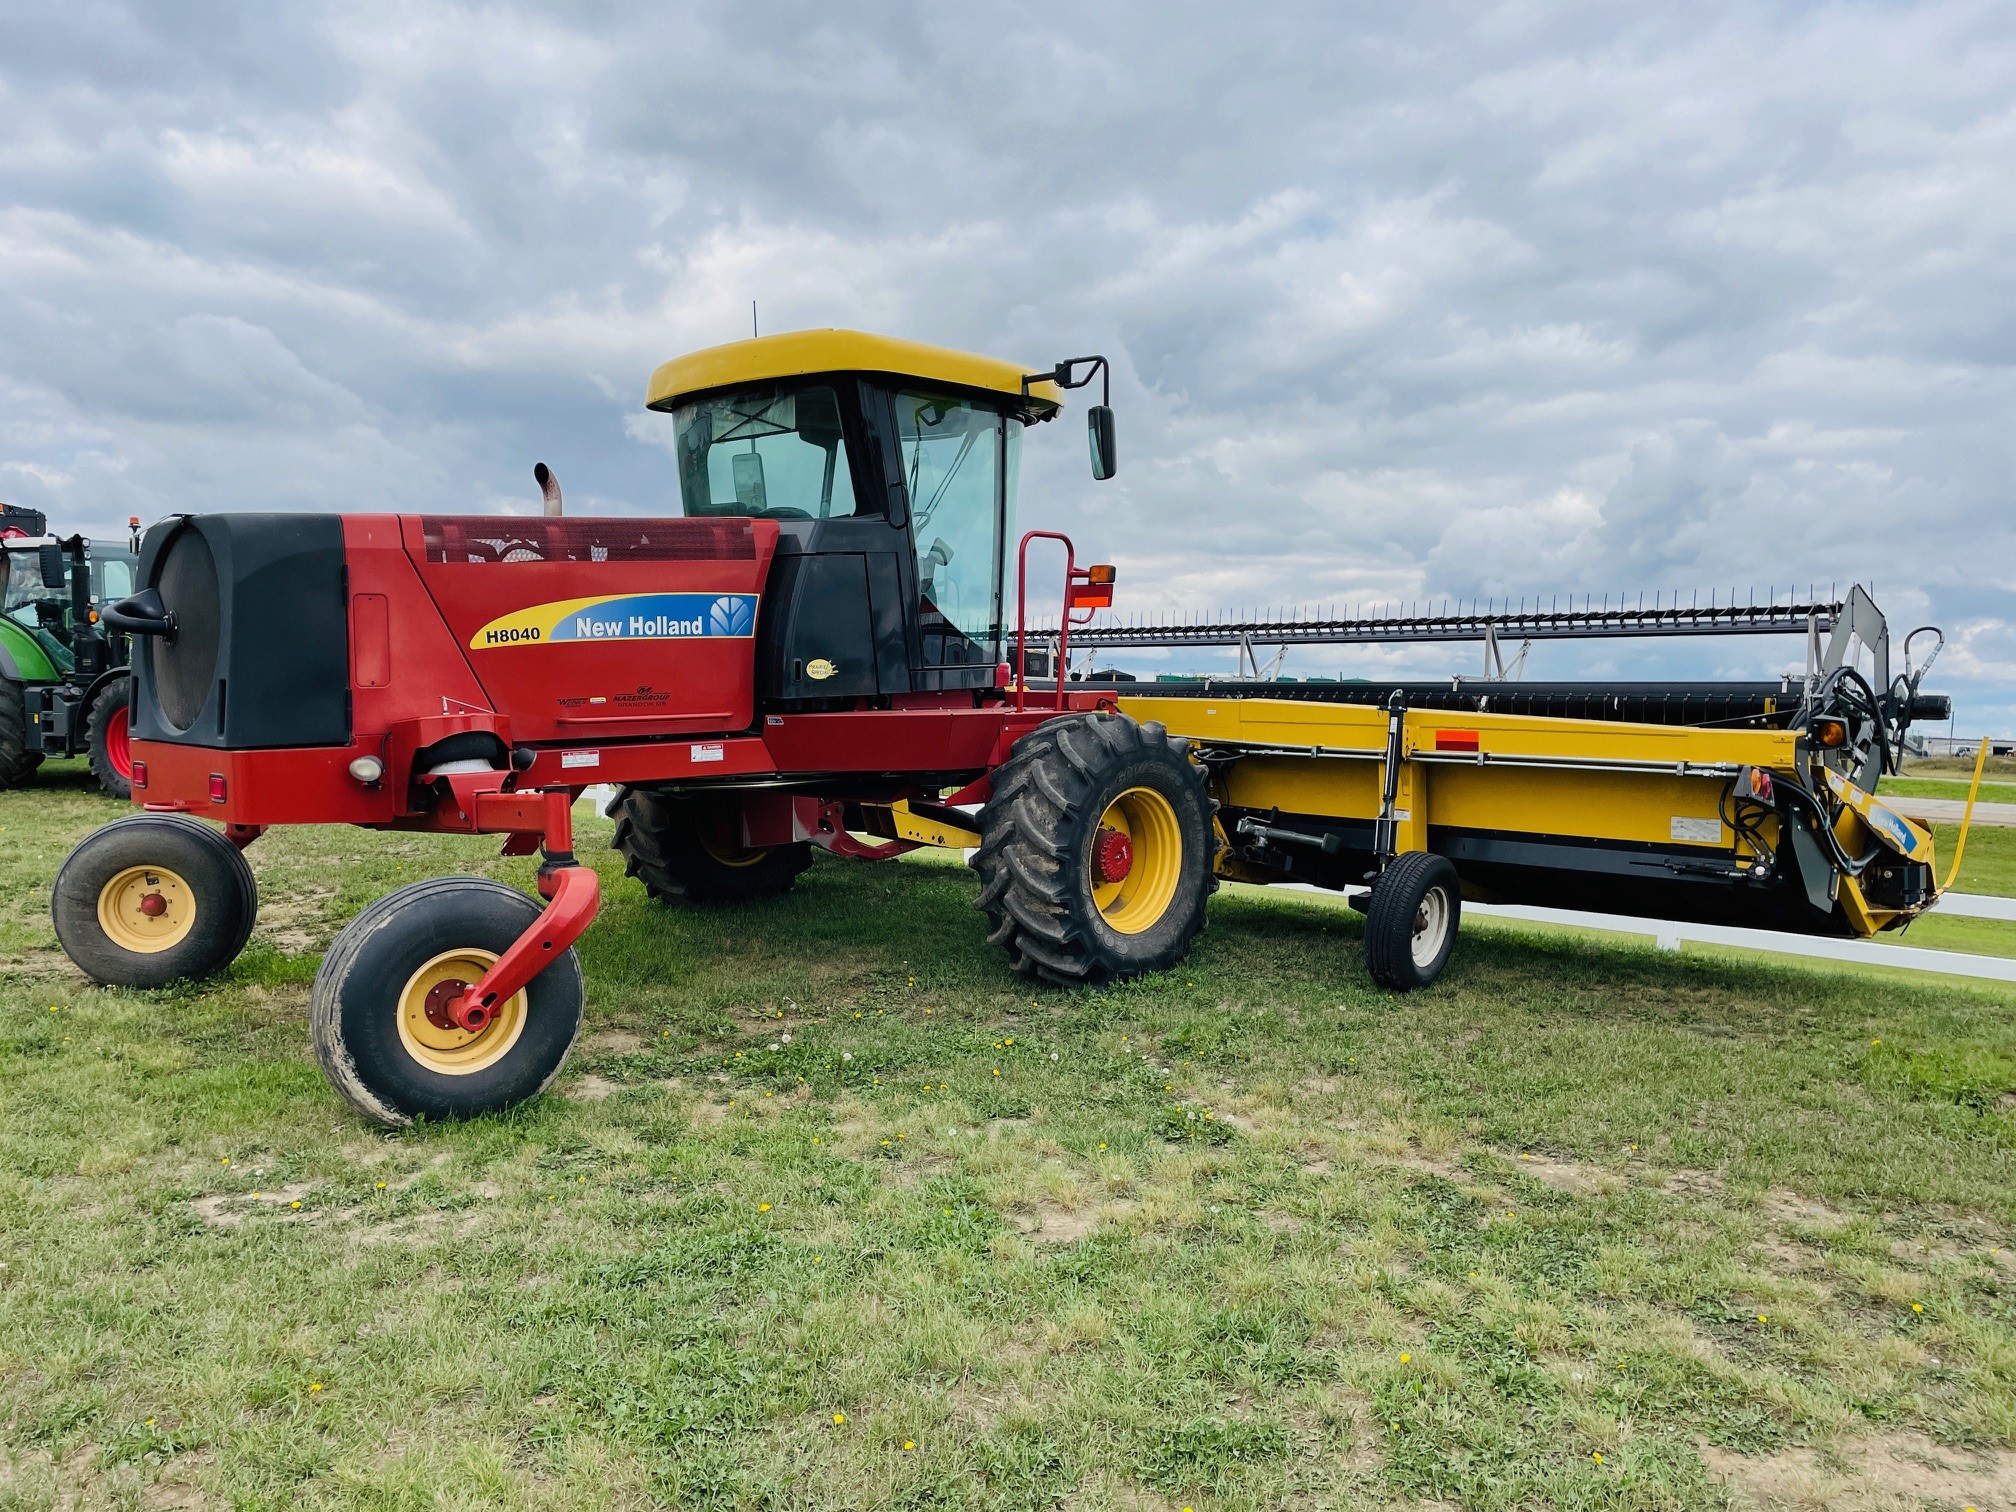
[39,543,65,590]
[1088,405,1117,481]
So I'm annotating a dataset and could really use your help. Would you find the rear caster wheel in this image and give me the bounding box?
[52,814,257,987]
[1364,852,1461,991]
[86,676,134,801]
[972,712,1216,986]
[311,876,584,1126]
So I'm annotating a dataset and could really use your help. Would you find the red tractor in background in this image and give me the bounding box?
[54,332,1218,1125]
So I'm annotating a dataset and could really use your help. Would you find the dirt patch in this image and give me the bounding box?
[1511,1151,1618,1196]
[1012,1200,1132,1246]
[255,886,335,955]
[583,1029,646,1055]
[349,1208,489,1247]
[1663,1168,1727,1201]
[0,947,85,982]
[1701,1430,2016,1508]
[1758,1187,1850,1227]
[1388,1146,1468,1182]
[1263,1209,1305,1234]
[189,1182,316,1229]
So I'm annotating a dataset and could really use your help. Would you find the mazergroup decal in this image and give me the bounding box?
[470,593,757,649]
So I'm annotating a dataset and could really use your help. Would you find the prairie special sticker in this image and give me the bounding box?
[471,593,757,649]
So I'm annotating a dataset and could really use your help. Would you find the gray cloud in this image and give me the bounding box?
[1,0,2011,728]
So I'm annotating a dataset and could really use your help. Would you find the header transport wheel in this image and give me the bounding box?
[1364,852,1462,992]
[310,876,584,1126]
[52,814,257,988]
[971,712,1216,986]
[611,788,813,904]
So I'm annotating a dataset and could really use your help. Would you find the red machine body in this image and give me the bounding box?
[129,514,1104,833]
[125,512,1106,1025]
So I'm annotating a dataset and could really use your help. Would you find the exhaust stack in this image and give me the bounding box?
[534,462,563,518]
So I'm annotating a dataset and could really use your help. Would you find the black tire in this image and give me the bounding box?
[611,787,813,904]
[0,672,43,789]
[1364,852,1461,991]
[971,712,1216,986]
[86,676,133,801]
[51,814,258,988]
[311,876,585,1126]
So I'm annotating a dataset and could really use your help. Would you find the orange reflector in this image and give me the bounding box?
[1069,585,1114,610]
[1812,718,1848,748]
[1435,730,1481,752]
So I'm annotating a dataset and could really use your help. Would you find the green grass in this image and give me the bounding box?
[1929,823,2016,899]
[5,760,2016,1508]
[1879,777,2016,803]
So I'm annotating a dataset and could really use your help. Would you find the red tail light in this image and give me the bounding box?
[209,773,228,803]
[131,760,148,790]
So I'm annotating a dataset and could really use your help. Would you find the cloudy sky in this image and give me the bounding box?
[3,1,2012,731]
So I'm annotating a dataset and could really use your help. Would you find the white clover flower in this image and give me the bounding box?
[841,1051,853,1062]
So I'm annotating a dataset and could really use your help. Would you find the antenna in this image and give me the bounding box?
[752,301,759,338]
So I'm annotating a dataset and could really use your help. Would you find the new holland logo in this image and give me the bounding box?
[471,593,758,649]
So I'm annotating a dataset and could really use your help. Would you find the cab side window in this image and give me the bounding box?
[673,385,859,520]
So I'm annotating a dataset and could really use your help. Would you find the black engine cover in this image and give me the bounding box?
[131,514,350,749]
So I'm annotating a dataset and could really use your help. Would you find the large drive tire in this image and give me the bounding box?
[1364,852,1461,991]
[52,814,258,988]
[971,712,1216,986]
[311,876,585,1126]
[611,788,813,904]
[0,672,43,789]
[87,676,134,801]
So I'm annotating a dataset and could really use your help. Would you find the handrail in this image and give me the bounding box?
[1014,530,1079,713]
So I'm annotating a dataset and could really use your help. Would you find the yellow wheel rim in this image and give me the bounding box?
[97,865,197,954]
[395,948,529,1077]
[1089,786,1184,935]
[700,836,769,869]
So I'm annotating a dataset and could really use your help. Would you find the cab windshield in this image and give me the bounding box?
[671,384,858,520]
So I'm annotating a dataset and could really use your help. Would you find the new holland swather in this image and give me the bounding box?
[52,331,1962,1124]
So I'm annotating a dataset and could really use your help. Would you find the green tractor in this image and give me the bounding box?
[1,503,141,799]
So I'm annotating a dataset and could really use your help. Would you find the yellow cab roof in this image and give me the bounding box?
[646,329,1063,420]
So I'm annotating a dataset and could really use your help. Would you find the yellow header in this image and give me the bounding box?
[645,329,1063,419]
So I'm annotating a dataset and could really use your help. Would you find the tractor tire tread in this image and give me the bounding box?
[970,712,1216,988]
[86,676,132,801]
[610,789,812,905]
[0,673,43,789]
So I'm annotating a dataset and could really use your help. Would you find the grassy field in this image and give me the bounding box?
[1904,757,2016,782]
[6,762,2016,1510]
[1880,778,2016,804]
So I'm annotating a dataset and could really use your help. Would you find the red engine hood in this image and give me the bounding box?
[400,515,780,745]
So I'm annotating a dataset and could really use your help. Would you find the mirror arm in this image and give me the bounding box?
[1023,355,1109,406]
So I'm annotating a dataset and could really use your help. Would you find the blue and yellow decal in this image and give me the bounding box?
[470,593,757,649]
[1821,769,1933,863]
